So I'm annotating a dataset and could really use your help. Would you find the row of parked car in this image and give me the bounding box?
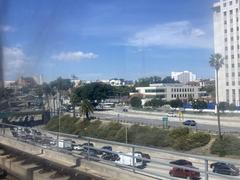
[169,159,239,179]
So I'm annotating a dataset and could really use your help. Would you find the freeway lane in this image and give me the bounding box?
[94,112,240,133]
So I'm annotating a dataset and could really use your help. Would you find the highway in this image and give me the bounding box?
[2,124,240,180]
[94,109,240,134]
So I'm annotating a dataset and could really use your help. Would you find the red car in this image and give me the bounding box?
[169,165,201,179]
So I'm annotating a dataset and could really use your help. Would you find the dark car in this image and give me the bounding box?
[169,165,200,180]
[123,108,128,112]
[183,120,197,126]
[101,152,119,161]
[170,159,193,166]
[80,149,99,161]
[210,162,239,176]
[97,146,113,155]
[135,151,151,164]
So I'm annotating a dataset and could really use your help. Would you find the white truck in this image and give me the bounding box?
[58,139,73,150]
[115,152,143,168]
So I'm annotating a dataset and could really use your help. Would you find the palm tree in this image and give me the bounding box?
[70,93,79,118]
[79,99,94,120]
[209,53,224,139]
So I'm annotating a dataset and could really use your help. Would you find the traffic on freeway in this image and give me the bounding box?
[1,123,240,180]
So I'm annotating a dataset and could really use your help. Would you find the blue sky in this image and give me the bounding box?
[1,0,215,81]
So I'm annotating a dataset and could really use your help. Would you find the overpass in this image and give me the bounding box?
[0,123,239,180]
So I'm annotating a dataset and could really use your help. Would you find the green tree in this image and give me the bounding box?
[74,82,115,104]
[229,103,237,111]
[161,76,179,83]
[79,99,94,120]
[192,100,208,110]
[219,102,229,113]
[130,96,142,108]
[209,53,224,139]
[144,98,166,107]
[169,99,183,108]
[70,93,80,117]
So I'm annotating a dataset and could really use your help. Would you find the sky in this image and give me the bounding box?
[0,0,216,82]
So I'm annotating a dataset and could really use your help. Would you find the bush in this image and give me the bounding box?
[211,135,240,157]
[169,127,189,139]
[130,96,142,108]
[170,129,210,151]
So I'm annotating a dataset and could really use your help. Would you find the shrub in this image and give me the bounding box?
[169,127,189,139]
[130,96,142,108]
[211,135,240,157]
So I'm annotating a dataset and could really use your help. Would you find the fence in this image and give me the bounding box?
[0,122,240,180]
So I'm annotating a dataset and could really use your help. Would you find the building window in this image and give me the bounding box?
[237,17,239,22]
[230,1,233,5]
[232,63,235,68]
[238,63,240,67]
[231,37,234,41]
[224,11,227,16]
[236,0,239,4]
[225,46,228,50]
[230,19,233,23]
[226,89,230,102]
[224,20,227,25]
[231,28,234,32]
[226,82,229,86]
[231,46,234,50]
[226,64,229,68]
[232,55,234,59]
[224,29,227,33]
[224,2,227,7]
[238,54,240,58]
[237,27,239,31]
[232,72,235,77]
[238,44,240,49]
[225,37,228,42]
[238,72,240,76]
[232,81,235,86]
[226,73,229,77]
[225,55,228,59]
[232,89,236,102]
[238,36,240,40]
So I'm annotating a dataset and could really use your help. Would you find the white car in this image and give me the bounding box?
[73,144,84,151]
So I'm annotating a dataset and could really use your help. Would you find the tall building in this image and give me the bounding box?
[213,0,240,106]
[171,71,196,84]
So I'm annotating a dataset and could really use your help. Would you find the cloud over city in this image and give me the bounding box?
[3,47,27,79]
[52,51,98,61]
[128,21,212,49]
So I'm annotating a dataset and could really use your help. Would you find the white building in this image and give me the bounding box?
[213,0,240,106]
[130,83,206,102]
[171,71,196,84]
[109,78,125,86]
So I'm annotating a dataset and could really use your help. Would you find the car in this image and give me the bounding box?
[210,162,239,176]
[170,159,193,166]
[73,144,84,151]
[167,112,177,117]
[98,146,112,154]
[123,108,128,112]
[183,120,197,126]
[82,142,94,150]
[80,149,99,161]
[135,151,151,164]
[169,165,200,179]
[101,152,120,161]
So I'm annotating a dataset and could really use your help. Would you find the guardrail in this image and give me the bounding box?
[0,123,240,180]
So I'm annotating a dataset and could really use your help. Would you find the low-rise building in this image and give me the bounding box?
[130,83,206,102]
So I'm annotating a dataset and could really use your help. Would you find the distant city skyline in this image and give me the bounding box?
[1,0,214,81]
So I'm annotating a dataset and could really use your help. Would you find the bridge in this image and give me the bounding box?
[0,123,239,180]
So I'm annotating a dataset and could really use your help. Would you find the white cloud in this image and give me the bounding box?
[128,21,212,49]
[3,47,27,79]
[0,25,14,32]
[53,51,98,61]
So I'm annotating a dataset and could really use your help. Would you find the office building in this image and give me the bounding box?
[213,0,240,106]
[171,71,197,84]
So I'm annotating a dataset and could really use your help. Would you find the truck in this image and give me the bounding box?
[115,152,143,168]
[58,139,73,150]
